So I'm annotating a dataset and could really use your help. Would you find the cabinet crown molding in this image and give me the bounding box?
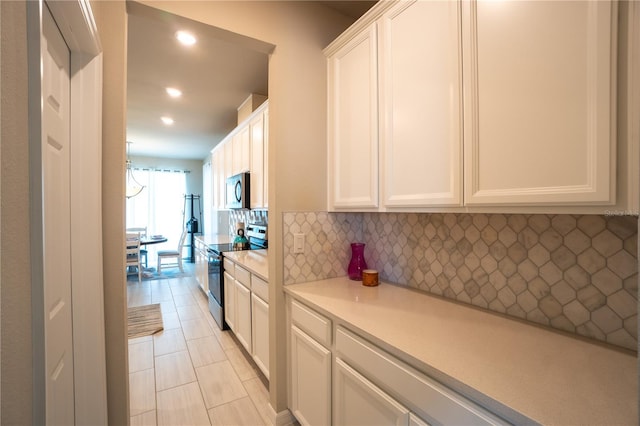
[323,0,397,56]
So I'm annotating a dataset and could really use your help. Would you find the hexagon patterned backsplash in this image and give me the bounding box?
[283,212,638,351]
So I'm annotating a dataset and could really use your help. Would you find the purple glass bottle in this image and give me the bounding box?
[348,242,368,281]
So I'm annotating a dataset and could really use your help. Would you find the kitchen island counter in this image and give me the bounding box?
[285,277,637,425]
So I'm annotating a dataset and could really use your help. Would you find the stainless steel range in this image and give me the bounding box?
[207,223,267,330]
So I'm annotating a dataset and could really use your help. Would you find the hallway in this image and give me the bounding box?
[127,270,272,425]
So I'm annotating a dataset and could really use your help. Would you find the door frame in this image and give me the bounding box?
[26,0,106,424]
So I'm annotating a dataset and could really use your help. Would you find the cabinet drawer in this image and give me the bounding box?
[235,265,251,287]
[223,258,235,276]
[335,327,506,426]
[291,300,331,347]
[251,275,268,302]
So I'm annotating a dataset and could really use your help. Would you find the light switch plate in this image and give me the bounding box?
[293,233,305,254]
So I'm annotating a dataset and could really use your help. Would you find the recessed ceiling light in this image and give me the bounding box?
[166,87,182,98]
[175,31,196,46]
[161,116,174,125]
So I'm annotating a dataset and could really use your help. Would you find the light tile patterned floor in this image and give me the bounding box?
[127,269,272,426]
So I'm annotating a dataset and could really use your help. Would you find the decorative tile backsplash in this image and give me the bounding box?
[229,210,268,235]
[283,212,638,351]
[284,212,362,283]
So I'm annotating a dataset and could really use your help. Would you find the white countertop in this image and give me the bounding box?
[196,233,233,246]
[223,249,268,281]
[285,277,637,425]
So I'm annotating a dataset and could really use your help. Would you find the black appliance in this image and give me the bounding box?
[184,194,202,263]
[207,223,268,330]
[225,172,250,209]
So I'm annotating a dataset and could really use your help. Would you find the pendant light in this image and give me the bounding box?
[126,141,145,199]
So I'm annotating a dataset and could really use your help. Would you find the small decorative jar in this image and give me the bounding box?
[348,242,368,281]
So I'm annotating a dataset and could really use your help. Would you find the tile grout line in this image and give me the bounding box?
[130,270,271,425]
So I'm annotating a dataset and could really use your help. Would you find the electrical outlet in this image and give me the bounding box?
[293,233,305,254]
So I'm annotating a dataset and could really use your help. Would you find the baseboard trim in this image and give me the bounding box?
[269,405,297,426]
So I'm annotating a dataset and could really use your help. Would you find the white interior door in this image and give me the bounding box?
[42,5,74,424]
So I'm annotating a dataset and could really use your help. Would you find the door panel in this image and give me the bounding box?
[463,0,615,204]
[42,5,74,424]
[334,357,409,425]
[290,325,331,426]
[381,0,463,207]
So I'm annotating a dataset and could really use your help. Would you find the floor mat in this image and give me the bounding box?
[128,303,164,339]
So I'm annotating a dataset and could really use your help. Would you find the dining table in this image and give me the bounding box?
[139,236,168,246]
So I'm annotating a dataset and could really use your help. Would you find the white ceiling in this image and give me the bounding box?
[126,1,375,160]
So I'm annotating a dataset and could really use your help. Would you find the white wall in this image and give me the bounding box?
[94,1,130,424]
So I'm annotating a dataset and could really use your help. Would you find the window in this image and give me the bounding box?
[126,168,187,267]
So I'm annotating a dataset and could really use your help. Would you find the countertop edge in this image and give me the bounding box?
[284,277,637,425]
[284,286,531,425]
[223,249,269,281]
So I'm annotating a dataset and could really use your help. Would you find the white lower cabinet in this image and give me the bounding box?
[223,258,270,378]
[194,238,208,294]
[223,271,235,330]
[334,357,410,426]
[234,279,252,352]
[287,297,506,426]
[290,325,332,426]
[251,293,269,378]
[335,327,504,425]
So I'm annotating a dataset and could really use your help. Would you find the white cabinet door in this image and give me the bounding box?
[199,247,208,294]
[263,108,269,209]
[194,245,202,289]
[224,271,235,330]
[211,145,225,209]
[250,109,266,208]
[291,325,331,426]
[462,0,616,205]
[251,293,269,379]
[233,126,251,175]
[380,0,462,207]
[234,279,252,352]
[195,243,207,293]
[224,138,233,180]
[334,357,410,426]
[328,24,379,210]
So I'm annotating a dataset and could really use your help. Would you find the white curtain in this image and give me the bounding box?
[126,168,187,267]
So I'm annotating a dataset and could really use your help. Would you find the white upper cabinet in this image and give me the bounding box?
[211,102,268,210]
[211,145,225,210]
[250,103,269,209]
[263,108,269,209]
[380,0,463,207]
[232,125,251,175]
[224,139,233,183]
[462,0,617,206]
[326,0,636,213]
[327,24,379,210]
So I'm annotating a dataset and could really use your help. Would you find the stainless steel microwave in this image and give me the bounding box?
[226,172,250,209]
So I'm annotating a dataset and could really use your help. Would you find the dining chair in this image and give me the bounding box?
[127,226,148,268]
[157,228,188,274]
[126,232,142,283]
